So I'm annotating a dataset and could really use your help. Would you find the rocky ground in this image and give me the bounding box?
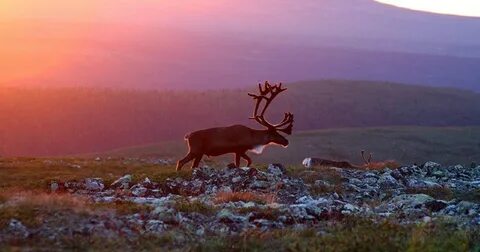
[2,160,480,250]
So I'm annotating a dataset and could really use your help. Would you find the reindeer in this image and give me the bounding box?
[302,150,401,170]
[176,82,294,171]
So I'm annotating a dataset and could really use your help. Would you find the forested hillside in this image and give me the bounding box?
[1,80,480,156]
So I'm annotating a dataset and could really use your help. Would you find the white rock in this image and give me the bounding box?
[267,164,284,176]
[218,186,233,193]
[131,186,148,197]
[343,203,358,212]
[8,219,29,238]
[232,176,242,183]
[388,194,434,209]
[145,220,167,233]
[85,178,105,191]
[50,181,59,192]
[423,161,441,170]
[111,174,132,189]
[243,202,256,208]
[302,158,313,168]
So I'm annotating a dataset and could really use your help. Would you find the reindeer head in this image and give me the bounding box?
[248,81,294,147]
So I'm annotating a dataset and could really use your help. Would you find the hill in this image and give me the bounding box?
[98,126,480,166]
[1,80,480,156]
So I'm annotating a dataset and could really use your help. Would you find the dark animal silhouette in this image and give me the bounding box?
[176,82,294,170]
[302,150,374,169]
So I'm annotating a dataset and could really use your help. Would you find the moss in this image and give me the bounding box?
[309,183,343,196]
[0,157,185,191]
[1,217,479,252]
[405,187,454,201]
[0,205,40,228]
[291,167,343,186]
[174,200,217,215]
[215,192,276,205]
[94,201,153,215]
[191,219,480,252]
[237,207,282,221]
[454,189,480,203]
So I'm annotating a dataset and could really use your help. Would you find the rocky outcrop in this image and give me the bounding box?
[2,162,480,241]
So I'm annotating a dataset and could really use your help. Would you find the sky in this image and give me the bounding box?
[1,0,480,89]
[375,0,480,17]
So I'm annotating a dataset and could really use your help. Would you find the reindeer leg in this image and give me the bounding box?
[191,154,203,169]
[234,153,241,168]
[176,152,196,171]
[241,153,252,167]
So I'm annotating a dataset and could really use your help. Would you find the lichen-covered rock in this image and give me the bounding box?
[145,220,167,233]
[40,161,480,241]
[388,194,434,210]
[267,164,284,177]
[8,219,29,238]
[378,173,401,189]
[130,185,148,197]
[111,174,132,189]
[217,209,245,223]
[85,178,105,191]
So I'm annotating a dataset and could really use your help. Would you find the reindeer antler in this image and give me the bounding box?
[248,81,294,135]
[361,150,373,164]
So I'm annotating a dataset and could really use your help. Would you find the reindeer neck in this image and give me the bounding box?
[251,129,271,146]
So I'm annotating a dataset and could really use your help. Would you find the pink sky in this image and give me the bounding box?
[1,0,479,89]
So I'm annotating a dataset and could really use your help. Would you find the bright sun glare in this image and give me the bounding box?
[375,0,480,17]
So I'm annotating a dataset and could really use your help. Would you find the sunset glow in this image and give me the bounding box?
[1,1,479,88]
[375,0,480,17]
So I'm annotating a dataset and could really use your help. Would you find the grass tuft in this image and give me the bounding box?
[174,200,217,215]
[363,160,401,170]
[215,192,276,205]
[405,187,454,201]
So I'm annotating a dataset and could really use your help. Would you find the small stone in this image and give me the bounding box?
[267,164,285,177]
[131,185,148,197]
[196,226,205,236]
[314,180,332,187]
[243,202,256,208]
[232,176,242,183]
[423,161,441,169]
[250,180,270,189]
[422,216,432,223]
[456,201,478,215]
[8,219,29,238]
[388,194,434,209]
[406,179,441,189]
[50,181,59,192]
[85,178,105,191]
[217,209,245,223]
[111,174,132,189]
[219,186,233,193]
[378,174,399,189]
[145,220,167,233]
[302,158,313,168]
[343,203,358,212]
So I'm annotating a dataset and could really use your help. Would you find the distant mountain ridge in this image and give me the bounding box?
[1,80,480,156]
[3,0,480,91]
